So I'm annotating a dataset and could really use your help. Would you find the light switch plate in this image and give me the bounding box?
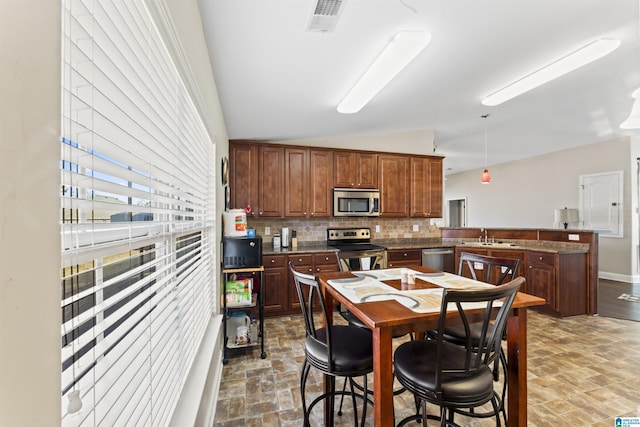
[375,225,381,233]
[412,224,419,232]
[568,234,579,241]
[265,227,270,235]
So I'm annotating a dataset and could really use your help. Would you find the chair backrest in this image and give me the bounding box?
[336,249,387,272]
[458,251,520,285]
[434,276,524,390]
[288,261,336,370]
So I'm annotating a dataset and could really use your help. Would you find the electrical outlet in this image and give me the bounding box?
[375,225,380,233]
[265,226,270,235]
[568,234,579,241]
[412,224,419,232]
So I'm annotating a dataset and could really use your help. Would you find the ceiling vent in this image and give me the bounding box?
[306,0,345,33]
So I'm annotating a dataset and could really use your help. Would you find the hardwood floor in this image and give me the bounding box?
[598,278,640,322]
[214,299,640,426]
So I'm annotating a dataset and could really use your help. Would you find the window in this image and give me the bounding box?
[61,1,215,425]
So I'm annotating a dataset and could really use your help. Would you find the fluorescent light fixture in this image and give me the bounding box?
[482,38,621,107]
[337,31,431,114]
[620,87,640,129]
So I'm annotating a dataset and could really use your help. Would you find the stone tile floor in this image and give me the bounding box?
[214,310,640,426]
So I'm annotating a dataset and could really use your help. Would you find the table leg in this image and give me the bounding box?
[506,307,528,427]
[372,326,394,427]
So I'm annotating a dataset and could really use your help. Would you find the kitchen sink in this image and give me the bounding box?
[459,242,516,248]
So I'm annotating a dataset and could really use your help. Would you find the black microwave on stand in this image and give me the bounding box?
[333,188,380,217]
[222,237,262,269]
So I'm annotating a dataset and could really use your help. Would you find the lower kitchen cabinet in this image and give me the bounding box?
[263,251,339,317]
[526,251,587,317]
[262,254,287,314]
[387,248,422,268]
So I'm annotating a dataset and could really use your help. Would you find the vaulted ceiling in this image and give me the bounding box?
[198,0,640,175]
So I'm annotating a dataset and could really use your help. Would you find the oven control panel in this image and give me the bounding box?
[327,227,371,242]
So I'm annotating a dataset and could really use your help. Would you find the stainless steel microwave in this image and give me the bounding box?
[333,188,380,217]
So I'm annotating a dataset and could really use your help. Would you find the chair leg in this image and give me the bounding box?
[337,377,347,416]
[300,360,311,427]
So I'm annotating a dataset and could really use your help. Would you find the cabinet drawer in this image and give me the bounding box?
[289,254,313,266]
[264,254,287,267]
[314,252,338,265]
[527,252,555,266]
[388,249,421,262]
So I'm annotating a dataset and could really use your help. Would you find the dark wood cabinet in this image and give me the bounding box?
[285,148,333,218]
[229,143,259,216]
[526,252,556,310]
[379,154,409,217]
[284,147,307,218]
[526,251,587,317]
[334,151,377,189]
[230,141,444,220]
[263,251,339,317]
[387,248,422,268]
[262,254,287,313]
[410,157,443,218]
[258,145,284,217]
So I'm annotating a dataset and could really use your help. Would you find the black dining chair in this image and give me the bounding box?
[289,261,373,427]
[428,251,521,422]
[394,277,524,427]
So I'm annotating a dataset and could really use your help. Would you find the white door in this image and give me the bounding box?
[579,171,623,237]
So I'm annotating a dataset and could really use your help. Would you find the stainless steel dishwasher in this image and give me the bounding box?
[421,247,455,273]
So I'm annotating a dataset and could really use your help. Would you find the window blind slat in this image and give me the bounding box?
[61,1,216,425]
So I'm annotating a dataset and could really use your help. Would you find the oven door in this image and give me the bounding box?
[337,249,387,271]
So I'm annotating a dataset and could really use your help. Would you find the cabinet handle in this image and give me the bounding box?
[539,257,543,261]
[271,259,275,263]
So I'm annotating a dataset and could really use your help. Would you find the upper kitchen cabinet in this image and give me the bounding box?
[258,145,284,217]
[229,142,259,216]
[379,154,409,217]
[410,157,443,218]
[284,148,333,218]
[334,151,377,189]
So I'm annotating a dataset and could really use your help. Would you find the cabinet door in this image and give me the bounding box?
[410,157,443,218]
[334,151,378,189]
[308,150,333,218]
[357,153,378,189]
[488,249,525,286]
[455,247,489,277]
[526,252,557,310]
[263,255,287,313]
[284,147,308,217]
[334,151,357,188]
[258,145,284,217]
[379,154,409,217]
[427,158,443,217]
[229,143,259,216]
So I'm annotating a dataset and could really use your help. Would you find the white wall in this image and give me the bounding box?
[0,0,61,425]
[444,136,639,281]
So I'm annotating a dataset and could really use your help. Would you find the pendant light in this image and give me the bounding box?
[481,114,491,184]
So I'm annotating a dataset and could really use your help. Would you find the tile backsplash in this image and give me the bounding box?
[246,217,443,243]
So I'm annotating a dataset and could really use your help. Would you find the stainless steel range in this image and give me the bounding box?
[327,227,387,270]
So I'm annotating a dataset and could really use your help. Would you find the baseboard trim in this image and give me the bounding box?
[599,271,640,283]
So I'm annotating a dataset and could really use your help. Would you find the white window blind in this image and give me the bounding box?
[61,1,215,426]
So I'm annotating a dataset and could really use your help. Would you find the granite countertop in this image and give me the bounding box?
[262,238,588,255]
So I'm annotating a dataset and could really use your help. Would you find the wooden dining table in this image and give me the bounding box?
[317,266,545,427]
